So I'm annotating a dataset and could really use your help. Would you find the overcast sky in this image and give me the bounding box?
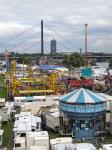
[0,0,111,53]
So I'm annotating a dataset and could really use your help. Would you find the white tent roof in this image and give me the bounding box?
[60,88,106,104]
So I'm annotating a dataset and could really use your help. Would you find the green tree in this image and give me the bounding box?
[89,59,96,66]
[17,55,24,64]
[62,52,83,67]
[62,55,71,66]
[71,52,83,67]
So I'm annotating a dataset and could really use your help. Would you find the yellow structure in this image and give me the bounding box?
[6,60,66,97]
[11,60,17,95]
[27,65,32,95]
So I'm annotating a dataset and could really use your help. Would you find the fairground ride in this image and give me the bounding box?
[6,60,66,98]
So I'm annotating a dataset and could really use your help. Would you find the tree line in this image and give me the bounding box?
[62,52,96,67]
[16,52,97,67]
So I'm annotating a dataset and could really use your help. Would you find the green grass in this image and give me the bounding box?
[0,87,7,98]
[0,75,12,148]
[0,74,5,84]
[48,130,62,139]
[2,122,13,147]
[0,74,7,99]
[103,135,112,144]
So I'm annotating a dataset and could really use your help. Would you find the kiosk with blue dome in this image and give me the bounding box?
[59,88,106,140]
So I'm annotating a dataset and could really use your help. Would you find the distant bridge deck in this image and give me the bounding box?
[87,55,112,58]
[0,54,112,60]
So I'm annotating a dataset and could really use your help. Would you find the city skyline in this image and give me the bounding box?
[0,0,111,53]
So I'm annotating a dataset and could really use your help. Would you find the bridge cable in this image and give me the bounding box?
[0,23,40,47]
[44,23,80,50]
[17,40,41,54]
[8,32,40,51]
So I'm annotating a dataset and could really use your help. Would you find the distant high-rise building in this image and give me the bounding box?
[51,39,56,55]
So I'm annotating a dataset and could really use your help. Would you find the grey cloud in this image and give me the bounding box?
[0,0,111,53]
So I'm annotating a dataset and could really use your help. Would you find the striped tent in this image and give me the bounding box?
[60,88,106,104]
